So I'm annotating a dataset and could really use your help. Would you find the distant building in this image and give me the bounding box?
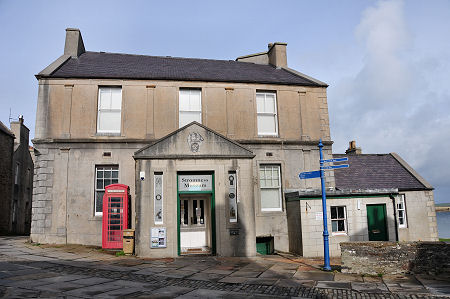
[30,28,437,257]
[0,117,34,235]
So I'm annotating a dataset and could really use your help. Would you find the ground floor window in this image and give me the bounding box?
[331,206,347,233]
[259,165,282,212]
[397,194,407,228]
[95,166,119,216]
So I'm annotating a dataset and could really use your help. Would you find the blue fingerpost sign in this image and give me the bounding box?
[299,170,321,179]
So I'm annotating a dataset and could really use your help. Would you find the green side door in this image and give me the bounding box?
[366,204,388,241]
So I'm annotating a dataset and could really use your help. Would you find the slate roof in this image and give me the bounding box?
[0,121,14,137]
[43,51,324,86]
[333,154,430,191]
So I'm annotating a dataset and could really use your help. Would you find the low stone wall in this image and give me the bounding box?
[341,241,450,275]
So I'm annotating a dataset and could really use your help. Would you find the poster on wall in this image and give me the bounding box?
[154,173,163,225]
[151,227,166,248]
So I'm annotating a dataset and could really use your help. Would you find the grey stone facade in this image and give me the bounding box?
[0,121,14,234]
[0,117,34,235]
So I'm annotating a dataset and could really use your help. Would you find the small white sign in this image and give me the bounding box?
[151,227,166,248]
[315,212,323,220]
[178,175,212,192]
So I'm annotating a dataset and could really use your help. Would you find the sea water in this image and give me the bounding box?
[436,211,450,238]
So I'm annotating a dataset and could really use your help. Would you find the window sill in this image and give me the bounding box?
[95,133,122,137]
[331,232,347,236]
[258,210,285,216]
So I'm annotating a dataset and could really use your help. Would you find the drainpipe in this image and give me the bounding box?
[390,194,399,242]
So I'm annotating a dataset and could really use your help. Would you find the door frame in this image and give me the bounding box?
[177,172,215,255]
[366,203,388,241]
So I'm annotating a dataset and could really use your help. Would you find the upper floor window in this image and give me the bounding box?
[259,165,282,212]
[97,87,122,134]
[256,91,278,136]
[179,89,201,128]
[397,194,407,228]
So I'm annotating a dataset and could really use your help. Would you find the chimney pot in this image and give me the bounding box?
[346,140,362,155]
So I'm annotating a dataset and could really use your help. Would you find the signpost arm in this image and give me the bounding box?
[319,139,331,271]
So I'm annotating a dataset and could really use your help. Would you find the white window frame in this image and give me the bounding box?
[331,206,347,234]
[259,165,282,212]
[256,91,278,136]
[179,88,202,128]
[97,87,122,134]
[397,194,408,228]
[94,165,119,216]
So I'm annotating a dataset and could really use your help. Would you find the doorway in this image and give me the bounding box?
[179,195,212,254]
[366,204,388,241]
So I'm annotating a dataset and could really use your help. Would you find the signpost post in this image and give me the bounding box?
[318,140,331,271]
[298,139,349,271]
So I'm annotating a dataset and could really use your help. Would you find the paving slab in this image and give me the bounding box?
[64,282,123,297]
[315,281,351,289]
[333,272,364,282]
[156,269,198,279]
[203,268,235,275]
[134,267,170,275]
[0,261,36,271]
[259,269,296,279]
[416,275,450,295]
[188,272,227,282]
[218,276,249,284]
[276,279,315,288]
[142,285,193,298]
[293,271,334,281]
[245,277,279,286]
[176,288,229,298]
[34,281,87,293]
[351,282,389,293]
[71,276,114,285]
[229,270,263,278]
[93,287,144,298]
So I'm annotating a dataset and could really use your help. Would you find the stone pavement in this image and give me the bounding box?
[0,236,449,298]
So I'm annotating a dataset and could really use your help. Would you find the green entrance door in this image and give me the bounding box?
[366,204,388,241]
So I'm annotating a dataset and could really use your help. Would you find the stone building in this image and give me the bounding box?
[0,117,34,235]
[31,28,437,257]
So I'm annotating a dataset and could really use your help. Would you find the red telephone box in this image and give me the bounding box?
[102,184,130,249]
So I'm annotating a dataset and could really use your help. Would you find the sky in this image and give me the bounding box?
[0,0,449,203]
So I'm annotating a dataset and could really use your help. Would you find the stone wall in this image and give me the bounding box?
[341,241,450,275]
[0,129,14,233]
[31,146,54,239]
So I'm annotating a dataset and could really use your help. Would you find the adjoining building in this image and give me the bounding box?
[286,141,438,257]
[30,28,438,257]
[0,117,34,235]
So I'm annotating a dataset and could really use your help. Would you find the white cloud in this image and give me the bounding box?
[329,0,450,203]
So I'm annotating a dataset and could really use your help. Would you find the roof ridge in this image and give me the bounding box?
[85,51,260,65]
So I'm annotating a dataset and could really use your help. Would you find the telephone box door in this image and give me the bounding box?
[102,184,130,249]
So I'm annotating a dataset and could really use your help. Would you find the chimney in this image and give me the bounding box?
[268,42,287,68]
[10,116,29,146]
[64,28,85,58]
[345,140,362,155]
